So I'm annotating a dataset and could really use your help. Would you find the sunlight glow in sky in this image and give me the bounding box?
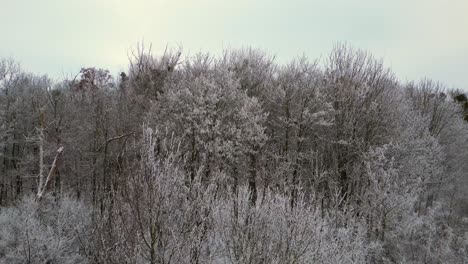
[1,0,467,89]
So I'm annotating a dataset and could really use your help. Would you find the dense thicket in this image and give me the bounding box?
[1,44,467,263]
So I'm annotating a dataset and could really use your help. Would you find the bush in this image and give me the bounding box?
[0,195,91,264]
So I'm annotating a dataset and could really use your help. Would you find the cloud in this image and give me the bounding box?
[0,0,466,89]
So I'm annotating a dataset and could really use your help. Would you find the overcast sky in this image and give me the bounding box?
[1,0,467,89]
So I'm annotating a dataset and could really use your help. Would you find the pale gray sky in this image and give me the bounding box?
[1,0,467,89]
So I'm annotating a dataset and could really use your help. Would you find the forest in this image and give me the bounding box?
[0,43,468,263]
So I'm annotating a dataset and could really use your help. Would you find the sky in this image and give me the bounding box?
[1,0,467,89]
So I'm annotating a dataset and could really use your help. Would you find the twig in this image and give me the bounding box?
[96,132,134,153]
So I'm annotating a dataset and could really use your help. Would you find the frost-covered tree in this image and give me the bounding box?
[0,195,91,264]
[1,43,468,263]
[148,61,268,201]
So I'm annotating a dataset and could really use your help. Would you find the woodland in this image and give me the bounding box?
[0,44,468,263]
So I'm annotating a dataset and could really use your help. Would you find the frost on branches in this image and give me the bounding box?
[1,45,468,263]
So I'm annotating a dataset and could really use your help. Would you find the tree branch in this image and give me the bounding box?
[37,146,64,200]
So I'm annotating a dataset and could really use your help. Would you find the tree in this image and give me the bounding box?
[149,62,268,202]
